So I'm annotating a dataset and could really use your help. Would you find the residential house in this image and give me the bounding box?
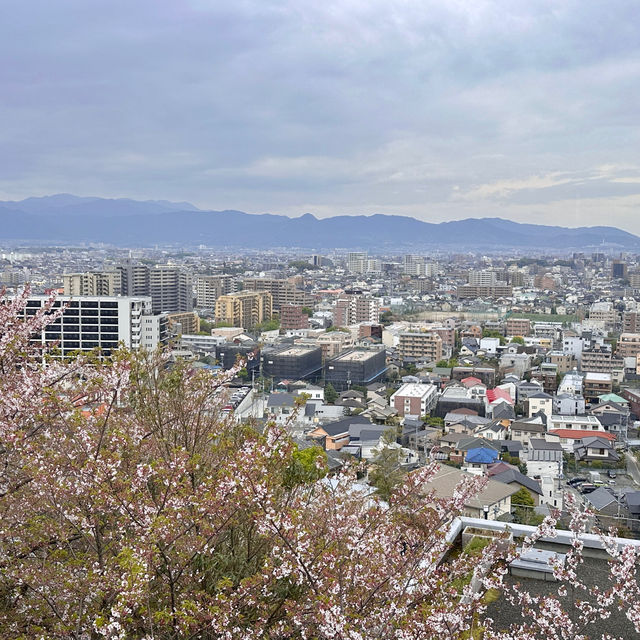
[527,392,553,417]
[525,439,564,479]
[420,464,519,520]
[574,436,620,463]
[553,393,586,416]
[509,417,546,448]
[462,447,500,476]
[490,469,542,506]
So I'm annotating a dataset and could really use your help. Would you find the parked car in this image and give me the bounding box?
[568,477,587,486]
[607,469,617,479]
[580,483,597,494]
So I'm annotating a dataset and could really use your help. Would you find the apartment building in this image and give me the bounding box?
[333,294,379,326]
[398,331,443,362]
[167,311,200,335]
[457,284,512,298]
[505,317,532,337]
[63,271,121,296]
[243,277,314,311]
[215,291,272,329]
[347,252,367,273]
[25,296,168,357]
[390,383,438,417]
[623,311,639,333]
[617,333,640,358]
[195,274,235,308]
[118,262,193,314]
[583,373,613,402]
[280,304,310,330]
[581,344,623,374]
[317,330,354,360]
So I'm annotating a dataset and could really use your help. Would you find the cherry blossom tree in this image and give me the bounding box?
[0,288,638,639]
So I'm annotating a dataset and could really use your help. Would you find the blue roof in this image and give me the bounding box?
[466,447,499,464]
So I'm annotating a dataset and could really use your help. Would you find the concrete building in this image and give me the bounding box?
[347,252,368,273]
[166,311,200,335]
[398,331,443,362]
[505,317,531,337]
[333,294,379,326]
[583,372,613,402]
[195,274,235,308]
[215,291,272,329]
[617,333,640,358]
[324,348,387,391]
[280,304,310,330]
[390,383,438,417]
[63,271,121,296]
[317,330,354,360]
[243,277,314,311]
[118,262,193,314]
[25,295,168,357]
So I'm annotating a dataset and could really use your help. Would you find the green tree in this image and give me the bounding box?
[198,317,214,334]
[511,487,543,526]
[511,336,525,345]
[368,429,405,502]
[301,306,314,317]
[324,383,338,404]
[283,445,328,488]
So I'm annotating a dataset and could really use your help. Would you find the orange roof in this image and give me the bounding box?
[548,429,616,441]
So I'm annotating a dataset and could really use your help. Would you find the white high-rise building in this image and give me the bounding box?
[24,296,168,358]
[347,252,367,274]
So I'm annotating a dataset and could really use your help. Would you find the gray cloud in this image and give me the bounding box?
[1,0,640,231]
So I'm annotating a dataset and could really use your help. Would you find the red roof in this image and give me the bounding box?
[548,429,616,441]
[450,408,479,415]
[461,376,483,388]
[486,388,514,405]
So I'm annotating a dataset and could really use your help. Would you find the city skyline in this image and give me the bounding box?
[2,1,640,232]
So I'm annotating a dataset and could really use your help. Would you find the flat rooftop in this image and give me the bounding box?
[333,350,380,362]
[277,346,318,357]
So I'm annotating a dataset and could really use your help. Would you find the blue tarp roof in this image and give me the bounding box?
[466,447,499,464]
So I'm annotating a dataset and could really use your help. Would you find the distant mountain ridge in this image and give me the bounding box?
[0,194,637,250]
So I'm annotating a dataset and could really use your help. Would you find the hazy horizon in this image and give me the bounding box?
[2,2,640,233]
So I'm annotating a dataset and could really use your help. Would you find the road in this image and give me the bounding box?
[625,451,640,486]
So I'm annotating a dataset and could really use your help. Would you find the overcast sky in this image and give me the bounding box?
[2,0,640,232]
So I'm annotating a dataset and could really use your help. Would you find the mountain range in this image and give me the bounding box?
[0,194,637,250]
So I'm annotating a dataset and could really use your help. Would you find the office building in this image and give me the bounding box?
[215,291,272,329]
[24,296,168,357]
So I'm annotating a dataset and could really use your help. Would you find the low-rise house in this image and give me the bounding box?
[490,469,542,506]
[553,393,585,416]
[475,419,509,441]
[462,447,500,475]
[527,392,553,417]
[509,418,546,448]
[420,464,519,520]
[573,436,620,463]
[546,429,617,453]
[525,439,564,478]
[307,416,372,451]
